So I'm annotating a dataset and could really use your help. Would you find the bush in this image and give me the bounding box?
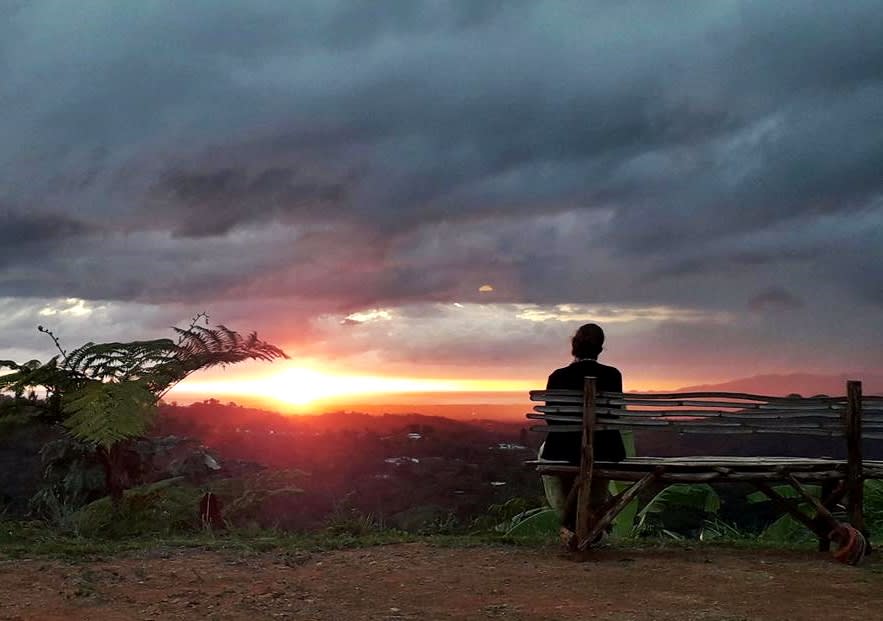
[73,478,202,538]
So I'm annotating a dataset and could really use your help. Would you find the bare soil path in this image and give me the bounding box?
[1,543,882,620]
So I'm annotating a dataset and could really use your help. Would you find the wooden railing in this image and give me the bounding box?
[528,388,883,438]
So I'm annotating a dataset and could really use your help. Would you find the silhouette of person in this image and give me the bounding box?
[540,323,626,533]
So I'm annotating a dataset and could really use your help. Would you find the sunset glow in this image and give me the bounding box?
[170,365,533,408]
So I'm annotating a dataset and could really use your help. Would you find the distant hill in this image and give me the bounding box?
[157,400,525,436]
[675,373,883,397]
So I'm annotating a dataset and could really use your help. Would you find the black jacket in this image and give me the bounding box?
[540,359,626,463]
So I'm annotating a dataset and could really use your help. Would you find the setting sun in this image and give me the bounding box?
[169,365,533,408]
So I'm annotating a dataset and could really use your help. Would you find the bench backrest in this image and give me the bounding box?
[529,385,883,440]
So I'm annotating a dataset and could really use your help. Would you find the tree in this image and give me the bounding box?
[1,315,288,504]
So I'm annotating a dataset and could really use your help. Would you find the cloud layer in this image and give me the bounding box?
[1,2,881,386]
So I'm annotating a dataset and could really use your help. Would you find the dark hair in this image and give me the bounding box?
[571,323,604,359]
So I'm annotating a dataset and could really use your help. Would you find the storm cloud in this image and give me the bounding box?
[1,1,881,386]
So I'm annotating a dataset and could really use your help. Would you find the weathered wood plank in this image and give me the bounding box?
[532,405,847,419]
[786,475,837,526]
[536,467,852,482]
[528,455,883,468]
[574,377,597,546]
[529,458,850,470]
[531,389,858,404]
[530,424,845,437]
[605,399,845,410]
[846,381,865,535]
[532,389,882,405]
[531,413,849,425]
[531,411,847,425]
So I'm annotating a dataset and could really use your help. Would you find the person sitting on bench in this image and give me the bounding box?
[540,323,626,535]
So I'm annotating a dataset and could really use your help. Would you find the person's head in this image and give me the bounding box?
[571,323,605,359]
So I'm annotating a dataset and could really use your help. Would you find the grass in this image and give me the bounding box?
[0,519,827,562]
[0,521,409,561]
[0,519,553,561]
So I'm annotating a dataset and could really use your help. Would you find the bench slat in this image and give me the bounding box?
[529,424,849,437]
[535,467,854,482]
[528,412,852,425]
[534,389,846,401]
[532,406,847,419]
[530,456,877,466]
[605,399,845,410]
[531,389,882,405]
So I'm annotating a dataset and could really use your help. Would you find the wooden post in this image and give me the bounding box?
[579,472,657,551]
[575,377,597,547]
[753,482,830,540]
[816,480,838,552]
[845,380,865,537]
[785,475,838,531]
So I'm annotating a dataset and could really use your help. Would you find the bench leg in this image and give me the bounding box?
[815,481,844,551]
[753,481,831,541]
[578,472,657,551]
[546,473,578,529]
[574,473,594,546]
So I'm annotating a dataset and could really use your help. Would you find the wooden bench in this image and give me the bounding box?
[527,378,883,563]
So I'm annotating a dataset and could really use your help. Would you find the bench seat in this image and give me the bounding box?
[528,456,883,482]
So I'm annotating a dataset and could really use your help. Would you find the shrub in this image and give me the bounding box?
[73,478,203,538]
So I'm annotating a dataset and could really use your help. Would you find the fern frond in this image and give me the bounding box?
[0,357,77,399]
[173,325,288,368]
[62,380,156,448]
[64,342,98,373]
[64,339,177,381]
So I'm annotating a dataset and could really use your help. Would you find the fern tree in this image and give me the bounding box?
[1,317,287,503]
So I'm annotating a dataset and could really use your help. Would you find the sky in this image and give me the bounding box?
[1,2,882,404]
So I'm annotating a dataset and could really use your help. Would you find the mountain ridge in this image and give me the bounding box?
[674,372,883,396]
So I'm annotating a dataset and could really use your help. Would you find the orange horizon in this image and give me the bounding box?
[165,362,703,415]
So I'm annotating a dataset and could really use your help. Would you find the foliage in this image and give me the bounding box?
[324,498,382,537]
[72,478,204,538]
[293,475,883,546]
[2,318,287,443]
[0,358,69,416]
[1,317,287,506]
[71,470,305,538]
[865,479,883,533]
[58,321,286,449]
[208,469,304,527]
[696,517,749,542]
[635,484,721,536]
[29,437,107,525]
[63,381,157,449]
[472,497,528,532]
[759,512,816,544]
[417,512,461,536]
[609,430,639,538]
[0,410,34,435]
[0,519,422,560]
[471,496,552,537]
[750,481,883,544]
[744,483,821,543]
[60,323,286,399]
[502,507,558,538]
[746,484,821,505]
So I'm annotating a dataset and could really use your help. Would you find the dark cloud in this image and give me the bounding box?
[155,166,350,238]
[748,287,805,313]
[1,2,881,378]
[0,209,95,249]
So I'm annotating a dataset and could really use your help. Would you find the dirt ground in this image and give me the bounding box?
[1,543,882,621]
